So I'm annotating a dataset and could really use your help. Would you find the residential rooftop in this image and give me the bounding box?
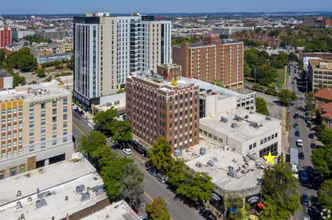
[199,109,281,143]
[0,69,12,78]
[314,87,332,101]
[0,79,71,103]
[184,139,267,192]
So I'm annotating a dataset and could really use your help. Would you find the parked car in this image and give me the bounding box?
[305,118,311,124]
[296,139,303,148]
[157,175,167,184]
[298,152,304,159]
[307,123,312,128]
[182,196,195,207]
[148,168,158,176]
[305,112,309,116]
[308,133,314,139]
[301,171,308,182]
[301,194,309,206]
[295,131,300,137]
[310,143,317,149]
[294,114,299,119]
[145,161,152,168]
[294,123,299,129]
[122,148,132,155]
[200,209,217,220]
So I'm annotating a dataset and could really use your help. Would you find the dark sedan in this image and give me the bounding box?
[293,114,299,119]
[295,131,300,137]
[299,152,304,159]
[310,143,317,149]
[307,123,312,128]
[301,194,309,206]
[308,133,314,139]
[294,123,299,129]
[200,209,217,220]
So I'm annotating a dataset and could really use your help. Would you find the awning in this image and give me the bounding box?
[257,202,265,209]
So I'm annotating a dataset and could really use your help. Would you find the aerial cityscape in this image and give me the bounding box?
[1,1,332,220]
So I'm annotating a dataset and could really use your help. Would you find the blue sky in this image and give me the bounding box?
[1,0,332,14]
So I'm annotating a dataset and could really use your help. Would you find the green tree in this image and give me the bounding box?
[225,195,250,220]
[244,60,252,77]
[53,60,63,69]
[176,172,215,203]
[101,157,144,201]
[93,108,119,133]
[110,120,133,146]
[35,68,45,77]
[67,53,74,70]
[260,162,301,220]
[17,54,37,71]
[256,97,270,116]
[148,137,174,173]
[78,130,107,156]
[212,79,223,87]
[255,64,278,85]
[7,52,23,68]
[18,47,30,55]
[318,180,332,212]
[288,53,299,62]
[305,92,315,116]
[91,145,118,167]
[23,34,52,44]
[12,73,26,87]
[278,89,298,106]
[167,158,191,188]
[311,146,332,179]
[0,49,5,62]
[145,197,171,220]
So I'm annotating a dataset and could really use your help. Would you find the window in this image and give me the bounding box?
[29,106,34,111]
[41,143,46,149]
[275,133,278,137]
[19,115,22,120]
[52,140,57,146]
[41,127,46,133]
[41,111,46,117]
[63,137,67,143]
[13,107,17,113]
[219,138,223,143]
[63,107,67,113]
[63,122,67,128]
[1,127,4,132]
[7,125,11,131]
[63,129,67,136]
[19,131,22,137]
[41,103,46,109]
[13,116,17,121]
[52,124,57,131]
[19,165,25,173]
[29,146,34,152]
[41,119,46,125]
[1,109,5,115]
[10,167,16,176]
[253,143,257,148]
[52,116,57,123]
[52,101,57,107]
[29,129,34,136]
[272,134,275,139]
[264,138,267,143]
[19,147,22,153]
[7,117,11,122]
[29,138,34,144]
[63,98,67,105]
[63,114,67,120]
[1,143,5,149]
[13,141,17,147]
[29,122,34,128]
[19,106,22,112]
[7,109,11,114]
[0,170,5,179]
[52,109,57,115]
[29,113,34,120]
[249,144,253,150]
[52,132,57,138]
[268,136,271,141]
[1,136,4,141]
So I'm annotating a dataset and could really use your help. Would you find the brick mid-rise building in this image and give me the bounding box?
[126,74,200,152]
[303,17,332,28]
[0,26,11,49]
[173,38,244,89]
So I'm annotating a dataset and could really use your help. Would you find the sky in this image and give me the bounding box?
[1,0,332,14]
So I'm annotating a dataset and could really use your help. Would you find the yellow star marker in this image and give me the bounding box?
[264,151,276,164]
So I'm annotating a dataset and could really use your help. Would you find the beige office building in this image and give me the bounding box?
[0,80,73,179]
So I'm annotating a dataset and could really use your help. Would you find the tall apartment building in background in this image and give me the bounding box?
[173,35,244,89]
[0,80,73,179]
[73,12,172,107]
[303,17,332,28]
[126,71,200,152]
[0,26,11,49]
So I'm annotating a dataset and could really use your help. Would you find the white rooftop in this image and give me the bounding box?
[184,139,267,191]
[0,79,71,103]
[81,200,141,220]
[200,109,281,143]
[0,158,108,220]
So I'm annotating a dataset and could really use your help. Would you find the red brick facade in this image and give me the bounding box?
[0,26,11,49]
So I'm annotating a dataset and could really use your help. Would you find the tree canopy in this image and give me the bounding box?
[305,91,315,116]
[278,89,297,106]
[318,180,332,212]
[145,197,171,220]
[78,130,107,156]
[6,48,37,71]
[93,108,119,133]
[147,137,174,173]
[23,34,52,44]
[110,120,133,145]
[256,97,270,116]
[0,49,5,62]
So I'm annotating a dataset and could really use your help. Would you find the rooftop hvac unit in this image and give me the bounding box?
[114,100,120,105]
[220,116,228,123]
[207,89,212,94]
[195,162,202,168]
[245,115,249,119]
[207,160,214,166]
[228,169,237,178]
[36,199,46,209]
[249,121,258,128]
[200,88,206,92]
[231,123,238,128]
[81,192,90,202]
[249,111,255,114]
[200,147,206,155]
[37,191,51,199]
[16,201,22,209]
[265,116,271,121]
[234,115,242,121]
[76,184,85,194]
[106,102,112,107]
[174,149,182,157]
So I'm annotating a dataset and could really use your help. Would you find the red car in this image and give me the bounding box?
[182,196,194,207]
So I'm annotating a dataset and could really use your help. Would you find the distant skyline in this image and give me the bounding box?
[1,0,332,15]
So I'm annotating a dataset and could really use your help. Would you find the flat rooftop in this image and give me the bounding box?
[309,59,332,70]
[200,109,281,143]
[184,139,267,191]
[0,80,71,102]
[81,200,140,220]
[0,158,108,220]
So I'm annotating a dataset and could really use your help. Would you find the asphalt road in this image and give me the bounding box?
[72,111,205,220]
[288,63,320,220]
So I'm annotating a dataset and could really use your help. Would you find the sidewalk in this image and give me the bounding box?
[281,66,290,162]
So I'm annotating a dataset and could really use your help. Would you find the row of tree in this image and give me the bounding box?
[6,47,37,72]
[0,50,26,87]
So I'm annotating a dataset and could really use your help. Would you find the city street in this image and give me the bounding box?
[72,111,205,220]
[288,62,320,220]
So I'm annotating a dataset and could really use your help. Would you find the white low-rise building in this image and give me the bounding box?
[199,109,282,157]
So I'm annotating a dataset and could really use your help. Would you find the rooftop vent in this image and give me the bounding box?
[220,116,228,123]
[265,116,271,121]
[81,192,90,202]
[249,111,255,114]
[114,100,120,105]
[234,115,242,121]
[231,123,238,128]
[207,160,214,166]
[228,169,237,178]
[37,191,51,199]
[16,201,22,209]
[195,162,202,168]
[245,115,249,119]
[249,121,258,128]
